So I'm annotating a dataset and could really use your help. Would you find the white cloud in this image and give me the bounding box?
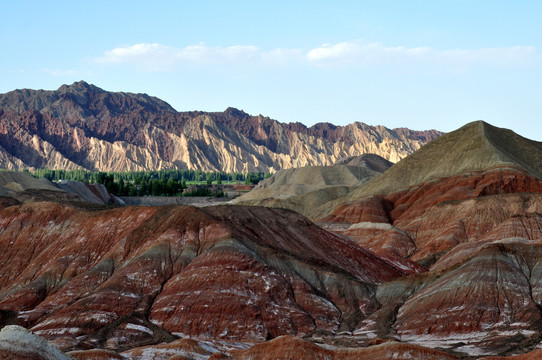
[307,41,372,61]
[95,41,541,73]
[173,44,260,62]
[306,40,540,72]
[95,43,174,70]
[95,43,301,70]
[105,43,166,60]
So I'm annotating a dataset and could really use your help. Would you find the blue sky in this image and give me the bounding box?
[1,1,541,139]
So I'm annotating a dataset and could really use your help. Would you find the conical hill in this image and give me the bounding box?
[356,120,542,197]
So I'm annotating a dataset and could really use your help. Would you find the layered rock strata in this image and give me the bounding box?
[0,202,411,353]
[316,121,542,356]
[0,81,441,172]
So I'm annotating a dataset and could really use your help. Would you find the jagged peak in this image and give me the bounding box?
[0,82,442,173]
[224,107,249,118]
[57,80,104,94]
[310,122,338,131]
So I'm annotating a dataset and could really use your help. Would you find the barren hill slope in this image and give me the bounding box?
[0,171,60,194]
[0,82,441,172]
[0,171,123,205]
[233,154,393,216]
[3,120,542,358]
[311,122,542,357]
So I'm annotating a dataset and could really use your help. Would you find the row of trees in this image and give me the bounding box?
[32,169,271,197]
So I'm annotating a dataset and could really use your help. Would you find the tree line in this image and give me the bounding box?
[31,169,272,197]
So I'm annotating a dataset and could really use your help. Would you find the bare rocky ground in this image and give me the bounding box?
[120,195,236,207]
[120,185,250,207]
[233,154,392,216]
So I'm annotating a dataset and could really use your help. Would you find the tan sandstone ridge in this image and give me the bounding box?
[232,154,393,216]
[0,82,441,172]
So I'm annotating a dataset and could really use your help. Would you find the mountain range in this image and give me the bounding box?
[1,119,542,359]
[0,81,442,172]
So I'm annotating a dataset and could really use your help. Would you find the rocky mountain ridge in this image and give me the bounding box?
[0,81,442,172]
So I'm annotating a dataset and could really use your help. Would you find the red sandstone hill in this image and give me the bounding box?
[0,202,414,353]
[211,335,459,360]
[319,121,542,263]
[0,81,441,172]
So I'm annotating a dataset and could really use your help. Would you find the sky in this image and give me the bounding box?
[1,0,541,139]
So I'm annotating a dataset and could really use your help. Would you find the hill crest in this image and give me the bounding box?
[355,120,542,197]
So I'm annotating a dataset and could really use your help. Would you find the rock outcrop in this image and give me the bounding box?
[0,82,441,172]
[0,325,72,360]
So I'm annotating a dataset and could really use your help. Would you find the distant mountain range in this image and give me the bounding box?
[0,81,442,172]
